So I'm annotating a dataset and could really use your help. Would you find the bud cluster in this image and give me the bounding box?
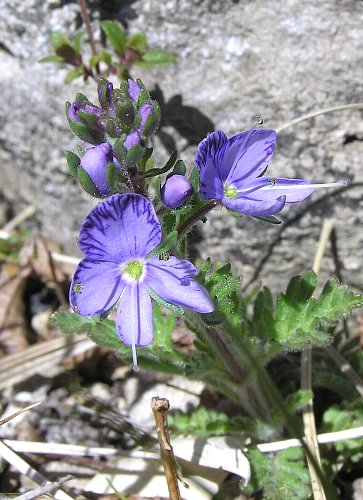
[66,78,160,197]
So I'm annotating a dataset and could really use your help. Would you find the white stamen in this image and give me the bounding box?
[132,342,139,371]
[260,181,346,191]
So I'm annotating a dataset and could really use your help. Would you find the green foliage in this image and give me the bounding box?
[169,407,235,437]
[244,448,311,499]
[136,49,176,67]
[42,20,175,82]
[101,21,127,56]
[245,271,363,355]
[322,401,363,463]
[127,32,147,53]
[273,272,363,349]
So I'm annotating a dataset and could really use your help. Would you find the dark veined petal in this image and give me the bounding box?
[69,259,125,316]
[225,128,276,185]
[116,283,153,367]
[223,194,286,216]
[79,193,162,262]
[144,256,214,313]
[195,131,228,200]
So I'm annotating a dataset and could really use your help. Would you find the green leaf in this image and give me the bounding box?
[253,215,281,224]
[285,390,313,413]
[127,32,147,53]
[101,20,127,56]
[322,401,363,462]
[73,32,84,55]
[142,151,177,178]
[64,66,85,84]
[50,32,72,51]
[89,50,112,68]
[245,448,311,499]
[50,32,79,63]
[273,272,363,349]
[171,159,186,176]
[136,49,176,67]
[51,310,96,335]
[169,407,232,438]
[39,55,64,64]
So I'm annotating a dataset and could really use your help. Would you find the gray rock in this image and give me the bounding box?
[0,0,362,292]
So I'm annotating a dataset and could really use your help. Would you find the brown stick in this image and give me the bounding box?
[79,0,100,75]
[151,397,181,500]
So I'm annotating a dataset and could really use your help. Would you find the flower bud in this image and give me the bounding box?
[66,101,105,144]
[161,174,194,208]
[67,101,103,124]
[98,79,114,110]
[124,131,141,151]
[79,143,113,196]
[139,102,160,138]
[128,78,141,101]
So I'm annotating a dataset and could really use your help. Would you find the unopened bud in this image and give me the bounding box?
[161,174,193,208]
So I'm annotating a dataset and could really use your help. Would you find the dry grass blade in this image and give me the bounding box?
[13,475,73,500]
[0,403,42,427]
[0,334,94,390]
[0,440,74,500]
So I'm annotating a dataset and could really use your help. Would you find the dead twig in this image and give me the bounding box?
[151,397,182,500]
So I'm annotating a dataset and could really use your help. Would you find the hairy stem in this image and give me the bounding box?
[177,199,221,238]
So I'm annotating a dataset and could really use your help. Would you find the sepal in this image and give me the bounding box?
[125,144,144,167]
[66,150,80,178]
[106,162,116,191]
[77,166,102,198]
[113,138,127,167]
[66,102,104,144]
[141,101,160,138]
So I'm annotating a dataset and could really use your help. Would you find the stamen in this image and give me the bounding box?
[261,181,347,191]
[132,342,139,371]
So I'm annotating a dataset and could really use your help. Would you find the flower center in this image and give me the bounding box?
[123,259,144,281]
[224,184,238,199]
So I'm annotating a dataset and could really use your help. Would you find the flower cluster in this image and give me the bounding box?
[66,78,346,364]
[66,78,160,197]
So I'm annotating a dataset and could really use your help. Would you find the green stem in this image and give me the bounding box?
[177,199,221,238]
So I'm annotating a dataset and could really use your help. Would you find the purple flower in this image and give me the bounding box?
[80,143,113,196]
[68,101,103,124]
[69,193,214,366]
[124,131,141,150]
[161,175,194,208]
[195,128,345,217]
[128,78,141,101]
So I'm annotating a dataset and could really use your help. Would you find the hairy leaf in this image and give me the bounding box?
[273,271,363,349]
[245,448,311,499]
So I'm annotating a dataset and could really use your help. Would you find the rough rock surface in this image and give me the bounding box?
[0,0,362,292]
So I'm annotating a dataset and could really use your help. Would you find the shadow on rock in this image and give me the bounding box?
[151,84,215,153]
